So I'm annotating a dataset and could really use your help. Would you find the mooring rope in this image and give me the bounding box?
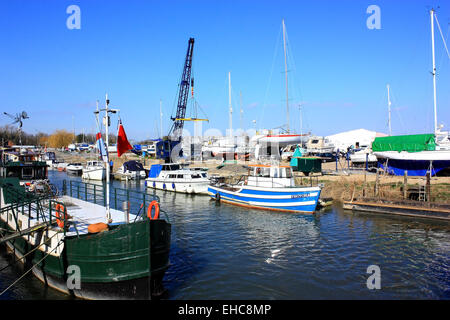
[0,230,62,274]
[0,238,64,297]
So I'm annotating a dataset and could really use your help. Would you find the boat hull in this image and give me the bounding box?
[0,218,171,300]
[82,168,106,180]
[146,179,209,194]
[207,185,321,213]
[374,151,450,176]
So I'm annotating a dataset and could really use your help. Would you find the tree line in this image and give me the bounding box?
[0,125,118,148]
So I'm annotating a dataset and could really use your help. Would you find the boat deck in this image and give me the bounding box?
[58,196,136,236]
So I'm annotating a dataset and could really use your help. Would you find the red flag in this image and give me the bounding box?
[117,120,132,157]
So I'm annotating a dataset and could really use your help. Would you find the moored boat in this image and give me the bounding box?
[82,161,106,180]
[145,163,210,194]
[208,164,321,213]
[0,178,171,299]
[66,162,83,175]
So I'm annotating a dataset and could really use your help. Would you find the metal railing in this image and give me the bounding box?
[64,180,168,222]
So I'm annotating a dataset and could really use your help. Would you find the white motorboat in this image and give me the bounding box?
[145,163,210,194]
[66,162,83,175]
[82,160,106,180]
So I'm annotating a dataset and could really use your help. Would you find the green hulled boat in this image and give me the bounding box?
[0,178,171,299]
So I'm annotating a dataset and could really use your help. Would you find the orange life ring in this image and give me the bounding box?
[147,201,160,220]
[55,203,67,228]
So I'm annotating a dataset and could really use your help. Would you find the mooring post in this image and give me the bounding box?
[375,168,380,197]
[426,171,431,203]
[365,153,369,171]
[403,171,408,199]
[335,150,338,172]
[363,169,367,198]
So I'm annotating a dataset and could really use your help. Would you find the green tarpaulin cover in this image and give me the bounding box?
[371,134,436,152]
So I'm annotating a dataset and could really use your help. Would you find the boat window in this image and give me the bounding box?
[169,165,180,171]
[271,168,279,178]
[177,174,184,179]
[262,167,270,177]
[286,168,293,178]
[192,174,200,179]
[201,173,207,178]
[168,174,176,178]
[22,167,33,179]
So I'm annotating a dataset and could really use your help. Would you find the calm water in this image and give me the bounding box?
[1,170,449,299]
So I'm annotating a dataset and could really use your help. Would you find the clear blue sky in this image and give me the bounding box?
[0,0,449,141]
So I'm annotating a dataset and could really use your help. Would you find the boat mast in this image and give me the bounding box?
[387,84,392,135]
[240,90,243,132]
[282,19,290,134]
[430,9,438,134]
[160,99,163,139]
[228,71,232,138]
[104,94,111,222]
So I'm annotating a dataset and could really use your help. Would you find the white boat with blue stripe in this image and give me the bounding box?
[208,164,321,214]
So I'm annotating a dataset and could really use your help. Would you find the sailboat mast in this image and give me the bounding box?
[430,9,438,134]
[160,99,163,138]
[387,84,392,135]
[240,91,243,132]
[104,93,111,222]
[228,71,232,137]
[282,19,290,134]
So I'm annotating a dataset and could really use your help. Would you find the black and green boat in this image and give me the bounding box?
[0,178,171,299]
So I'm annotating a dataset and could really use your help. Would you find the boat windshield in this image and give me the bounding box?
[163,164,181,171]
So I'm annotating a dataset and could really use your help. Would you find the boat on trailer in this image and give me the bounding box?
[207,164,321,213]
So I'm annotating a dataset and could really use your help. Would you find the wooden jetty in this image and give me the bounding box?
[343,198,450,221]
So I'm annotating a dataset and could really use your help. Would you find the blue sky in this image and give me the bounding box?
[0,0,449,141]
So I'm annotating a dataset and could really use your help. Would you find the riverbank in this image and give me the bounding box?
[53,151,450,204]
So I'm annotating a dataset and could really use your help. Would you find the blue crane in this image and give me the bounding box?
[156,38,195,161]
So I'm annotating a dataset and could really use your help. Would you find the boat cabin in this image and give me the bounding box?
[246,164,295,188]
[0,150,47,182]
[148,163,208,180]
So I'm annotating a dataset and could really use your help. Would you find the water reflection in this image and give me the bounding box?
[0,171,448,300]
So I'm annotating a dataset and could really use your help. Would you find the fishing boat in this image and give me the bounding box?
[207,164,321,213]
[82,160,106,180]
[145,163,210,194]
[0,177,171,299]
[116,160,146,180]
[66,163,83,175]
[0,97,172,299]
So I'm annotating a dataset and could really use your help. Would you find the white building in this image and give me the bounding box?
[326,129,387,152]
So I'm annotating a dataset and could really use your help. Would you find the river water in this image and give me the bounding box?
[1,170,449,299]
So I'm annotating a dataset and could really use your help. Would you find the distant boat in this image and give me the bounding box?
[66,163,83,175]
[208,164,321,213]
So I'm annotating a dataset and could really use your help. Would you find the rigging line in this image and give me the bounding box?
[259,22,283,130]
[437,23,450,72]
[434,14,450,60]
[389,88,407,135]
[284,25,304,104]
[0,230,62,274]
[0,238,64,296]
